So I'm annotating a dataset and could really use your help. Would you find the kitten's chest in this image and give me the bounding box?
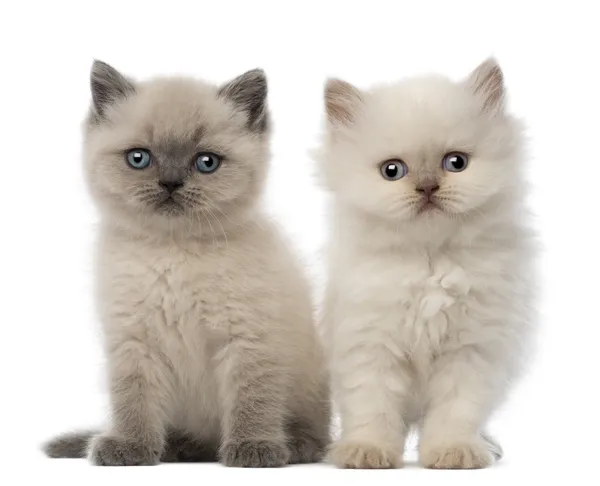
[397,254,474,351]
[395,252,471,320]
[103,242,239,340]
[395,249,512,357]
[343,249,493,352]
[146,252,226,328]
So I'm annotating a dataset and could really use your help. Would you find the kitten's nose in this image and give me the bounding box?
[416,182,440,197]
[159,180,184,194]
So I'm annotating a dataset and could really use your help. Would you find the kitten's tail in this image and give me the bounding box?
[482,433,504,461]
[43,430,97,458]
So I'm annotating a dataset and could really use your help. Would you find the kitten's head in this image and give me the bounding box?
[318,59,524,225]
[84,61,270,233]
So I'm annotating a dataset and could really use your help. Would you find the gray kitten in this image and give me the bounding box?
[43,61,329,467]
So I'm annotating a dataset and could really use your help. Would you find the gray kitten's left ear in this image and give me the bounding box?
[219,69,268,133]
[90,60,136,120]
[466,58,505,114]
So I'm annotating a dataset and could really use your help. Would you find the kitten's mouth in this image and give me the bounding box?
[417,200,442,214]
[155,196,184,216]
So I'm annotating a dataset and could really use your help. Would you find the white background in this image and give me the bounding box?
[1,1,598,484]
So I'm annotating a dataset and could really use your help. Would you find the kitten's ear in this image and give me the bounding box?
[466,57,505,114]
[90,60,135,120]
[219,69,268,133]
[325,78,364,126]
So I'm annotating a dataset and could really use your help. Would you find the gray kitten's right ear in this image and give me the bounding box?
[324,78,364,126]
[218,69,268,133]
[90,60,135,120]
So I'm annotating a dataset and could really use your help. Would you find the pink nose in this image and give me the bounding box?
[416,183,440,197]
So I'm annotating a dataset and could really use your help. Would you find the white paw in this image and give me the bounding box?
[420,437,495,469]
[329,440,402,469]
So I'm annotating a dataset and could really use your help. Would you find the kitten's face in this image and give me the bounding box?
[319,59,523,223]
[84,62,269,230]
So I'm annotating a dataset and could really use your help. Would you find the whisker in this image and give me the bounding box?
[204,199,239,228]
[206,207,228,249]
[200,209,217,249]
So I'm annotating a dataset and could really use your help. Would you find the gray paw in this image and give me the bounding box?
[288,436,327,464]
[90,435,160,466]
[220,439,290,467]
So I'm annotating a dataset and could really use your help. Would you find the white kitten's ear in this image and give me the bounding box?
[325,78,364,126]
[466,58,505,114]
[90,60,136,121]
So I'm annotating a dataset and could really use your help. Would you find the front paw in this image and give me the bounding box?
[220,439,290,467]
[90,435,160,466]
[420,437,495,469]
[328,440,402,469]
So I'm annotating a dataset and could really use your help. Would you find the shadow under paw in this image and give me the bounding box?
[161,431,218,463]
[90,435,160,466]
[220,439,290,468]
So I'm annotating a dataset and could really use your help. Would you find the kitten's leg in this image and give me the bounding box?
[89,339,173,466]
[287,419,329,464]
[328,315,412,469]
[216,333,290,468]
[286,352,331,464]
[419,345,504,469]
[160,430,218,462]
[287,389,331,464]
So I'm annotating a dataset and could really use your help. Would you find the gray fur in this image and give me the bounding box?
[161,430,218,462]
[220,439,289,468]
[43,429,218,463]
[44,62,330,467]
[43,423,325,464]
[91,436,161,466]
[287,418,328,464]
[90,60,135,121]
[43,431,95,458]
[218,69,268,133]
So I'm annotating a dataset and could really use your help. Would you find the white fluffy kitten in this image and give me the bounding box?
[318,59,536,469]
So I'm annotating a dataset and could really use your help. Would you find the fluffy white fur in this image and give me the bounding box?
[318,59,537,469]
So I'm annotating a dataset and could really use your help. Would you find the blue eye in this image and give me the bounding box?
[195,152,222,173]
[380,159,407,180]
[126,149,151,169]
[442,152,469,172]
